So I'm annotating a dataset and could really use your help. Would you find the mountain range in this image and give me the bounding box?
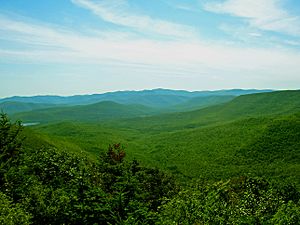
[0,88,272,116]
[7,88,297,184]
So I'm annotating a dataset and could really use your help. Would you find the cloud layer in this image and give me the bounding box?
[71,0,197,39]
[0,0,299,96]
[204,0,300,36]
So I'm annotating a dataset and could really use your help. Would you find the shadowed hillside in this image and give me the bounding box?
[13,101,157,123]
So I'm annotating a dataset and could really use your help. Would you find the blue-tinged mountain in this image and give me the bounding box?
[0,101,57,114]
[0,89,273,108]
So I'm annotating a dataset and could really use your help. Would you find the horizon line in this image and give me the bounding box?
[0,87,283,99]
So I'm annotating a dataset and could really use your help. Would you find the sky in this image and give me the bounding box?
[0,0,300,97]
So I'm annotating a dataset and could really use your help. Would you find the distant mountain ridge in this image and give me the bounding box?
[0,101,58,114]
[0,89,273,107]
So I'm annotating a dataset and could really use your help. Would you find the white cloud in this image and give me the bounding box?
[167,2,202,13]
[71,0,198,39]
[0,13,300,89]
[283,39,300,46]
[204,0,300,37]
[248,33,262,37]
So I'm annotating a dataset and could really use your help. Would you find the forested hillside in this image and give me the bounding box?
[0,114,299,224]
[1,90,299,224]
[25,90,300,184]
[108,90,300,132]
[12,101,158,123]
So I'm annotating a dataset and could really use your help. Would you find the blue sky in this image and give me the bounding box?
[0,0,300,97]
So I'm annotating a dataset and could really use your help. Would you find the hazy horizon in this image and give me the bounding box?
[0,87,283,99]
[1,0,300,97]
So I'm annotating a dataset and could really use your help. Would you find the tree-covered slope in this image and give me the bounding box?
[31,113,300,186]
[111,90,300,132]
[238,113,300,163]
[213,90,300,118]
[168,95,235,112]
[143,114,300,183]
[0,114,179,224]
[13,101,158,123]
[24,90,300,186]
[1,114,299,224]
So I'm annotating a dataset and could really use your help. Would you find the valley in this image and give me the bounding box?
[1,88,299,224]
[2,89,299,184]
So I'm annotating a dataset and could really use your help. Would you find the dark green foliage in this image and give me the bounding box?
[0,113,23,186]
[2,145,178,224]
[157,177,300,225]
[0,192,31,225]
[0,114,22,163]
[271,201,300,224]
[0,114,179,224]
[97,148,179,223]
[239,114,300,163]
